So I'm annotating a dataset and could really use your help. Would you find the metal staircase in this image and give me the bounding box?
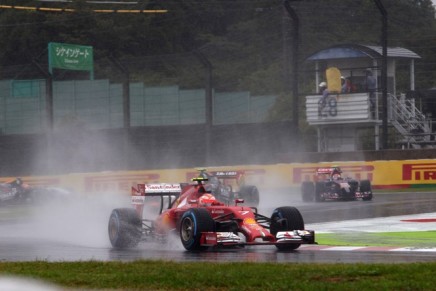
[388,93,434,149]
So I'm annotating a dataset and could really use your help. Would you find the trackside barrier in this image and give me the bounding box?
[2,160,436,195]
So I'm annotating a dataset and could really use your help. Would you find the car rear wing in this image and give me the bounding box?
[131,183,182,196]
[209,171,243,179]
[316,168,334,175]
[131,183,182,217]
[316,167,342,175]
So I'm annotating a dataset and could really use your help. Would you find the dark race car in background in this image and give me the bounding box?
[301,167,373,202]
[197,169,260,207]
[108,176,315,251]
[0,178,71,206]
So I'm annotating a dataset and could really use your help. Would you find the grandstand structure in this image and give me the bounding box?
[305,44,434,152]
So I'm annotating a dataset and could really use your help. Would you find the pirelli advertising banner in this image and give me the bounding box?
[287,161,435,189]
[2,159,436,195]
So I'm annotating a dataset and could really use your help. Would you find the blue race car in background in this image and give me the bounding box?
[301,167,373,202]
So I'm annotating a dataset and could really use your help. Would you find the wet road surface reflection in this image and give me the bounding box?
[0,191,435,263]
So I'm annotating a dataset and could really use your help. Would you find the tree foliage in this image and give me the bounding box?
[0,0,435,92]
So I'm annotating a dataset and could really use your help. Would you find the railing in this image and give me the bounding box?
[388,93,433,148]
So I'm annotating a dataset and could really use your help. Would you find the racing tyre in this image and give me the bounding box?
[180,208,215,251]
[301,182,315,202]
[216,185,233,205]
[108,208,142,249]
[270,206,305,251]
[239,185,260,207]
[314,182,325,202]
[360,180,373,201]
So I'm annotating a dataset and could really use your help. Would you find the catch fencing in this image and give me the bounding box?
[0,79,276,135]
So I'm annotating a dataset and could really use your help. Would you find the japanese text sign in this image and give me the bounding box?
[48,42,93,73]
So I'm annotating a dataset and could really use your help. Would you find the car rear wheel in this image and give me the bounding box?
[239,185,260,207]
[180,208,215,251]
[270,206,305,251]
[301,181,315,202]
[315,182,325,202]
[108,208,142,249]
[360,180,373,201]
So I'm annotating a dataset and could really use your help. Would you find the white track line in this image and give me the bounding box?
[304,212,436,252]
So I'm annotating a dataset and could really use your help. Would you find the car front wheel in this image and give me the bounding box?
[270,206,305,251]
[179,208,215,251]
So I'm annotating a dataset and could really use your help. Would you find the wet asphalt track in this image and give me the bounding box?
[1,191,436,263]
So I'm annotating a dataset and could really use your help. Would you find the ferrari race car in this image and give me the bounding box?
[0,178,70,206]
[301,167,373,202]
[197,169,260,207]
[108,176,315,251]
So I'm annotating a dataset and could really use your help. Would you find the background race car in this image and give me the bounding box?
[197,169,260,207]
[301,167,373,202]
[108,176,315,251]
[0,178,71,206]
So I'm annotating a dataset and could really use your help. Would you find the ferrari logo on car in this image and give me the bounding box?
[243,218,256,225]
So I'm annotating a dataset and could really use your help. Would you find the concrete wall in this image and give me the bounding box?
[0,122,297,176]
[0,120,434,178]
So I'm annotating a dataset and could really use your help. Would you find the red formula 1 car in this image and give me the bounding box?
[301,166,373,202]
[108,177,315,251]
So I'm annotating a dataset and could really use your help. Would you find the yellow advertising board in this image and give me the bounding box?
[2,159,436,195]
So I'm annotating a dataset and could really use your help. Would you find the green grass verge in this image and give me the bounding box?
[0,231,435,290]
[1,261,436,290]
[316,231,436,247]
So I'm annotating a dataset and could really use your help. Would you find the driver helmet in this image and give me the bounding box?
[319,81,327,88]
[198,193,216,206]
[332,173,341,180]
[15,178,22,185]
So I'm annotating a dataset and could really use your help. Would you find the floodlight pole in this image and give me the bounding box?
[109,56,131,169]
[110,56,131,129]
[46,75,54,131]
[194,50,213,165]
[374,0,388,149]
[31,59,53,131]
[284,0,300,139]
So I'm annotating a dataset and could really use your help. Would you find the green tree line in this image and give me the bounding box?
[0,0,435,101]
